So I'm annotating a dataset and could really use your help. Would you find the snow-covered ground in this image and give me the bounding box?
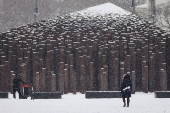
[0,92,170,113]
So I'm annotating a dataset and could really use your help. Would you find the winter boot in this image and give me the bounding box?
[127,98,130,107]
[123,103,126,107]
[123,98,126,107]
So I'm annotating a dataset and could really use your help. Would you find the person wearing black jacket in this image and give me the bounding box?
[120,73,132,107]
[12,74,25,99]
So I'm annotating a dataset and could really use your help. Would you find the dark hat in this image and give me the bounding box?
[124,74,130,80]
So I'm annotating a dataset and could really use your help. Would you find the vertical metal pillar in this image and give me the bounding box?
[151,0,156,24]
[34,0,38,23]
[148,0,156,23]
[132,0,136,14]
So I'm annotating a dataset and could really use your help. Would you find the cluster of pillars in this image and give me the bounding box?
[0,10,170,94]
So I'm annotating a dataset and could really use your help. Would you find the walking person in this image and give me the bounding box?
[12,74,25,99]
[120,73,132,107]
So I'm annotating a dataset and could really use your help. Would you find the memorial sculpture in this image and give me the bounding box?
[0,10,169,94]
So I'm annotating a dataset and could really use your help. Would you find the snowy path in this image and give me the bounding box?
[0,92,170,113]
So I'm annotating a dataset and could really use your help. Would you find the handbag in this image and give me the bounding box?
[123,86,131,92]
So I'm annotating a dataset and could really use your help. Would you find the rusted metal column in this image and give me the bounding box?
[19,64,27,83]
[32,51,39,88]
[35,72,40,92]
[69,65,76,94]
[99,68,104,91]
[49,50,55,71]
[157,52,163,91]
[144,45,149,64]
[8,49,13,67]
[0,65,5,91]
[40,68,46,92]
[58,62,64,94]
[54,48,59,90]
[0,56,5,65]
[160,42,166,64]
[119,41,124,62]
[39,47,45,60]
[4,61,10,92]
[46,71,52,92]
[98,52,102,70]
[124,55,130,73]
[23,48,28,62]
[132,71,136,94]
[101,55,107,70]
[10,72,15,93]
[3,44,8,61]
[89,62,94,91]
[108,50,114,91]
[149,54,156,92]
[85,56,90,91]
[159,69,167,91]
[80,65,85,93]
[101,71,108,91]
[130,47,136,71]
[167,35,170,90]
[120,62,125,84]
[51,73,56,92]
[69,54,74,66]
[63,68,69,94]
[26,51,31,85]
[46,51,51,71]
[154,46,161,91]
[58,48,65,63]
[113,54,120,91]
[104,66,109,90]
[142,60,148,93]
[136,49,142,91]
[73,49,79,92]
[88,46,93,60]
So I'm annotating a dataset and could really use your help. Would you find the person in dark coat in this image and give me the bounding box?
[12,74,25,99]
[120,73,132,107]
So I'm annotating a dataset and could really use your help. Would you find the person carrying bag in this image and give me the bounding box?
[120,73,132,107]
